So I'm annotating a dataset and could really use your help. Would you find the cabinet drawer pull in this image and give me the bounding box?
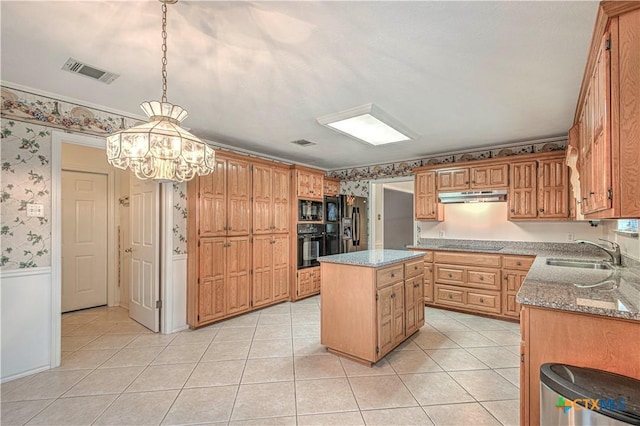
[448,273,453,278]
[391,273,396,278]
[479,297,485,303]
[448,294,453,299]
[479,276,484,281]
[414,266,419,270]
[391,293,396,299]
[516,261,522,266]
[510,209,515,213]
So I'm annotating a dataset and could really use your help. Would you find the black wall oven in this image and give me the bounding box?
[297,224,325,269]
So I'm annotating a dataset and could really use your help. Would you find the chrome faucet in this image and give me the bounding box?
[574,239,622,266]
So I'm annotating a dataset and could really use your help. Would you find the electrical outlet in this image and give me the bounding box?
[439,230,446,238]
[567,233,575,242]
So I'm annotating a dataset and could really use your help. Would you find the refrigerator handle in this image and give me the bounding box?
[351,208,357,245]
[354,207,359,246]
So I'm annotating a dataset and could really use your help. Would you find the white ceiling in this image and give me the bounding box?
[0,1,598,170]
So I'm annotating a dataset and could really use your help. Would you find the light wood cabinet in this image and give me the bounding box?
[253,164,290,234]
[414,171,443,221]
[572,4,640,218]
[509,161,538,219]
[295,167,324,200]
[252,234,290,308]
[409,249,434,303]
[520,306,640,426]
[431,251,536,319]
[509,153,570,221]
[323,177,340,196]
[195,236,250,324]
[296,266,320,299]
[188,152,292,328]
[470,164,508,189]
[437,168,469,191]
[197,154,251,237]
[321,257,424,365]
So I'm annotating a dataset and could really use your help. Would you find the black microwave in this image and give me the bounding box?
[298,199,323,221]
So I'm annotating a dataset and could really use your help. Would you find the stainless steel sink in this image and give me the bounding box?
[545,258,613,270]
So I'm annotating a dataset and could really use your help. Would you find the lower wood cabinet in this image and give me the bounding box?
[321,257,424,365]
[296,266,320,299]
[430,251,534,320]
[194,236,251,325]
[408,249,434,303]
[252,234,290,309]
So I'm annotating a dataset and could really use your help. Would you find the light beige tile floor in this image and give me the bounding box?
[1,301,521,425]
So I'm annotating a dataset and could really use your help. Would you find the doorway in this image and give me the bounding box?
[370,177,416,250]
[61,170,108,312]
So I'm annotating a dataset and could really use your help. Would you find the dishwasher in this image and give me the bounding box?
[540,363,640,425]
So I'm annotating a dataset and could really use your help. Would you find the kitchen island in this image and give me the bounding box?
[318,249,426,366]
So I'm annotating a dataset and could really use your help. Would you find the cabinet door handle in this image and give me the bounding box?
[589,191,595,195]
[504,276,508,281]
[228,226,232,231]
[391,293,396,299]
[432,211,435,214]
[538,208,544,213]
[124,248,132,253]
[391,273,396,278]
[414,266,419,270]
[510,209,515,213]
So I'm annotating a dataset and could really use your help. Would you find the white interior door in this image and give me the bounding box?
[61,171,108,312]
[129,177,160,332]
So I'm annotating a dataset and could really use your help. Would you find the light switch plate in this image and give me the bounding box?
[26,203,44,217]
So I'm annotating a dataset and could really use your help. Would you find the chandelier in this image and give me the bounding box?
[106,0,215,182]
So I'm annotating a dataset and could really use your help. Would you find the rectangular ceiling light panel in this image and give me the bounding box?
[317,104,413,146]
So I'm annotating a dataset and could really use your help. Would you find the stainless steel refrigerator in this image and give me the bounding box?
[340,195,368,252]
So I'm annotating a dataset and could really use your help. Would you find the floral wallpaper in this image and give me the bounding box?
[172,182,188,255]
[1,121,51,269]
[327,140,567,182]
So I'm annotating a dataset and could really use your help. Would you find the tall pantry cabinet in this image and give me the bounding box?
[187,152,291,328]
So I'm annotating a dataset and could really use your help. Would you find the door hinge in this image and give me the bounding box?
[156,300,162,309]
[198,192,201,198]
[607,188,613,200]
[198,240,201,247]
[605,38,611,51]
[250,237,254,243]
[375,294,379,301]
[198,278,200,284]
[250,269,253,274]
[376,346,379,354]
[250,300,253,307]
[197,314,200,321]
[197,229,200,235]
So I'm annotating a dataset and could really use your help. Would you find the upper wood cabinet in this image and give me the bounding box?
[295,167,324,200]
[470,164,509,189]
[509,153,569,221]
[571,4,640,218]
[414,171,443,221]
[435,164,508,191]
[437,168,469,191]
[253,164,290,234]
[197,154,251,237]
[324,177,340,196]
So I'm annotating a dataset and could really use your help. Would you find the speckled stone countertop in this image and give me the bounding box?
[318,249,425,268]
[406,239,640,321]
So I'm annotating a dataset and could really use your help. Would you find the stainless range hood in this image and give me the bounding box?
[438,189,507,204]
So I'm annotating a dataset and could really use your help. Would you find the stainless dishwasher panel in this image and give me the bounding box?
[540,363,640,426]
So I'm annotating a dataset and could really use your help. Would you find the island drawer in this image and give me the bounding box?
[466,268,500,290]
[377,264,404,288]
[502,255,534,270]
[405,260,423,278]
[467,290,501,314]
[434,264,465,284]
[434,251,501,268]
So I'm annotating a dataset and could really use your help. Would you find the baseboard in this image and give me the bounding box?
[1,364,50,383]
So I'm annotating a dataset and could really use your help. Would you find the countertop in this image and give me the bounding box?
[318,249,425,268]
[407,239,640,321]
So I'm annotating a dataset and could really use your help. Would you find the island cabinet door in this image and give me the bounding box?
[377,282,405,357]
[405,278,418,336]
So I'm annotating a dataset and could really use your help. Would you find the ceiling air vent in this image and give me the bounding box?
[61,58,119,84]
[291,139,316,147]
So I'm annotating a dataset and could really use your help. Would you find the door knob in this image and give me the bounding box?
[124,248,132,253]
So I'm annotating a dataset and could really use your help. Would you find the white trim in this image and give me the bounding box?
[1,365,51,384]
[369,176,416,249]
[0,266,52,279]
[172,254,188,261]
[160,183,174,335]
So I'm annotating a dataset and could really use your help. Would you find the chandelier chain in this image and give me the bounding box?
[161,1,168,103]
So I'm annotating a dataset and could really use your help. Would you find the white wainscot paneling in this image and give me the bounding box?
[171,255,188,333]
[1,268,53,381]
